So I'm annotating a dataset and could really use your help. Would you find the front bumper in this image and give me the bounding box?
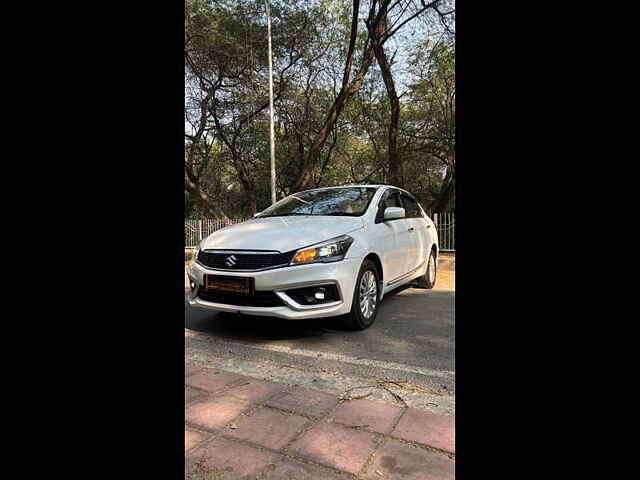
[186,258,361,319]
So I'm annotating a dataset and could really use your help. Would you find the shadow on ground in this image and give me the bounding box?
[185,283,455,372]
[186,284,424,340]
[185,295,348,342]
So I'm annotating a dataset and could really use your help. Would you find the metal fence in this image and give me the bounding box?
[186,213,455,251]
[185,218,247,248]
[433,212,455,251]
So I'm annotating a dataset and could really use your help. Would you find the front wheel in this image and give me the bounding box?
[342,260,379,330]
[416,249,437,289]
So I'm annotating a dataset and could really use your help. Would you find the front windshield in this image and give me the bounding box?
[257,187,378,217]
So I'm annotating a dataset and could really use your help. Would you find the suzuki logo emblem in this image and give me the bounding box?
[225,255,238,267]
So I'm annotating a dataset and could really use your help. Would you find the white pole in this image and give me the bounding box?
[264,0,276,205]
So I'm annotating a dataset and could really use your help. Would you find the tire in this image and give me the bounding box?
[342,260,380,330]
[416,249,437,289]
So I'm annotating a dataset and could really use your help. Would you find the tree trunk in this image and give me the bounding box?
[245,188,257,216]
[290,0,377,193]
[367,1,443,187]
[432,170,454,213]
[291,88,352,192]
[371,34,401,186]
[228,149,258,216]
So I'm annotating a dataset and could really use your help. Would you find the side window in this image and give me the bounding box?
[383,190,402,209]
[400,194,420,218]
[376,189,402,221]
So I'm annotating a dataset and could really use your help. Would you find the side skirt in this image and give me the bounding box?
[386,260,426,287]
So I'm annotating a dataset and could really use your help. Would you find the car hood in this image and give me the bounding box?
[201,216,365,252]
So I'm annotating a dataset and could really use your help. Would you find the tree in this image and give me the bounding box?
[367,0,454,187]
[405,40,455,211]
[185,0,310,215]
[290,0,385,192]
[183,0,456,217]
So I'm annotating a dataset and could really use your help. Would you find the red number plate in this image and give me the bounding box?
[204,275,254,296]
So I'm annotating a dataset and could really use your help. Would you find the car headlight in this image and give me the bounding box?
[191,244,201,264]
[291,235,354,265]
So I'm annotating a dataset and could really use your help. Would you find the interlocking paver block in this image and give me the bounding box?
[185,386,207,407]
[265,386,338,417]
[392,409,455,453]
[262,458,345,480]
[226,407,309,451]
[186,437,281,480]
[289,422,378,475]
[331,398,403,433]
[186,369,246,393]
[226,379,287,403]
[185,429,207,452]
[364,439,454,480]
[185,362,204,377]
[186,394,251,430]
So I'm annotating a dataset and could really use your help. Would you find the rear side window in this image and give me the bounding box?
[400,193,421,218]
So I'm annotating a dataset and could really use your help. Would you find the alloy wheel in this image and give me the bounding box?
[359,270,377,319]
[429,253,436,284]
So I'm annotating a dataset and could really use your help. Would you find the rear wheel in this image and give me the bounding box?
[342,260,379,330]
[416,249,437,289]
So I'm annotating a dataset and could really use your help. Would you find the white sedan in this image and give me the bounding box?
[186,185,438,330]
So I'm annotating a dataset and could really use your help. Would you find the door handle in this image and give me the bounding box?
[408,227,415,232]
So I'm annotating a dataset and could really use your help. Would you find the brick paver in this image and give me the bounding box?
[365,439,454,480]
[331,398,404,434]
[186,369,246,394]
[265,386,339,417]
[186,394,252,430]
[185,429,207,452]
[186,437,281,480]
[185,386,207,407]
[226,407,309,451]
[225,379,287,403]
[392,408,455,453]
[289,422,379,475]
[184,368,455,479]
[261,458,345,480]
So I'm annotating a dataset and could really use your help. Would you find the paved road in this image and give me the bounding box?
[185,276,455,415]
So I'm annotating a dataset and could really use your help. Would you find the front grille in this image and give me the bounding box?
[196,287,285,307]
[197,250,295,271]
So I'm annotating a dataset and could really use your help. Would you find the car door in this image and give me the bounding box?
[399,192,427,273]
[418,202,438,254]
[370,189,414,283]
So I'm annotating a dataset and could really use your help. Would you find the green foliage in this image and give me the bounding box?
[185,0,455,217]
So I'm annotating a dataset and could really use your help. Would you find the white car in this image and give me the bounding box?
[186,185,438,330]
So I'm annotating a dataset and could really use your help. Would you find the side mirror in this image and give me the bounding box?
[384,207,405,220]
